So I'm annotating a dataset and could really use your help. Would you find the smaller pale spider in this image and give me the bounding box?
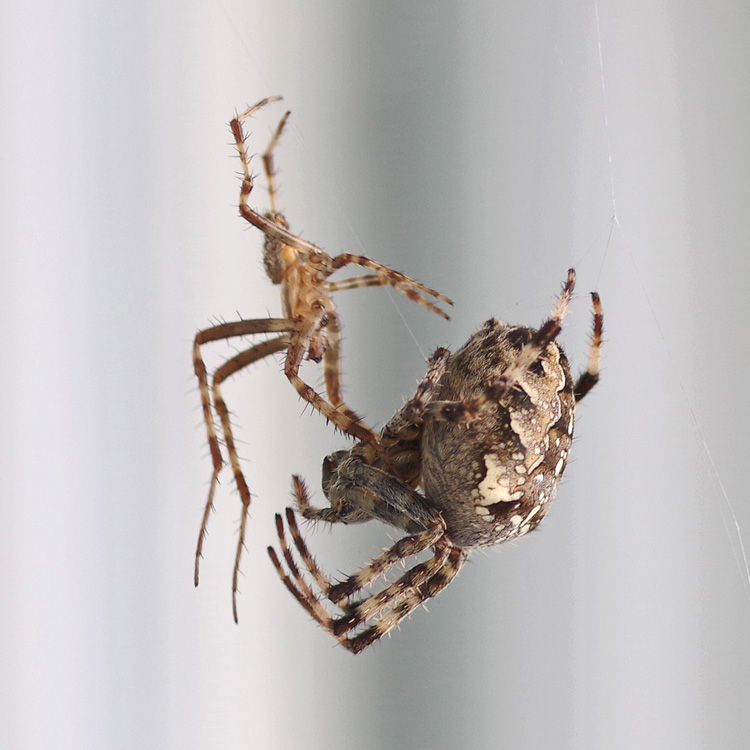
[269,270,603,653]
[193,97,451,620]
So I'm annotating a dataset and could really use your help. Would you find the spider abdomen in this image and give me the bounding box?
[422,320,575,548]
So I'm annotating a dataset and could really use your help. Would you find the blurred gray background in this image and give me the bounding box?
[2,1,749,748]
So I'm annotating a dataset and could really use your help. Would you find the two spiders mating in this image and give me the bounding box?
[194,98,603,652]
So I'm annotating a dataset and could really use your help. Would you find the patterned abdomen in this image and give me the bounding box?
[422,320,575,548]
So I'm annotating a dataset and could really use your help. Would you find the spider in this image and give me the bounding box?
[193,97,452,621]
[269,269,603,653]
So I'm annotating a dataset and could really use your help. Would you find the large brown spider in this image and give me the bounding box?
[269,270,603,653]
[193,97,452,621]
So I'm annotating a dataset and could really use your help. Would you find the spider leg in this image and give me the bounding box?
[231,100,327,257]
[261,109,291,217]
[323,274,389,293]
[283,307,378,443]
[193,317,294,616]
[342,546,469,654]
[291,472,362,524]
[320,297,368,426]
[326,511,446,603]
[378,347,451,446]
[574,291,603,402]
[269,507,464,654]
[328,253,453,319]
[319,302,343,408]
[193,317,294,510]
[268,511,336,627]
[268,505,404,652]
[328,526,450,614]
[195,334,291,583]
[285,307,410,478]
[324,273,446,309]
[212,338,298,622]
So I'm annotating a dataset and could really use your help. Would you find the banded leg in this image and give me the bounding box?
[230,99,323,256]
[193,318,294,524]
[574,291,603,402]
[324,273,451,320]
[327,253,452,320]
[269,507,468,654]
[283,305,378,445]
[260,107,291,218]
[193,318,293,613]
[342,546,469,654]
[319,297,367,426]
[378,347,451,447]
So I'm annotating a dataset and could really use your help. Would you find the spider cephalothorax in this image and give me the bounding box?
[193,97,451,620]
[269,270,603,652]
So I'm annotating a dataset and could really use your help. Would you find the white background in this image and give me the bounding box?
[2,1,749,748]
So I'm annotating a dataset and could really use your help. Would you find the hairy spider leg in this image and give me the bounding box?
[269,506,466,653]
[193,318,293,619]
[573,291,603,402]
